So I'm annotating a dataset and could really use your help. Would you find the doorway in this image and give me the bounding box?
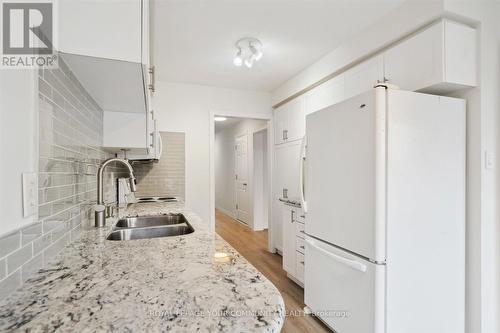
[214,116,269,231]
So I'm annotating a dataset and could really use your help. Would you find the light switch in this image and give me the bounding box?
[22,173,37,218]
[485,150,494,170]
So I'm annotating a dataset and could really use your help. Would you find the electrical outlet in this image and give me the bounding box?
[22,173,37,218]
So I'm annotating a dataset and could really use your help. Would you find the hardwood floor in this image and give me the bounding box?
[215,209,331,333]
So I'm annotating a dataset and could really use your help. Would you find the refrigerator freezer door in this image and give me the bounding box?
[305,237,385,333]
[305,89,386,261]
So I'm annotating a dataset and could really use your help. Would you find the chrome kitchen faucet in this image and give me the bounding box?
[95,158,137,227]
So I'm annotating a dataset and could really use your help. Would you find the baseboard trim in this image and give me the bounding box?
[215,206,236,219]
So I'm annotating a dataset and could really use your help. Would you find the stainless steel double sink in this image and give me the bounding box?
[107,214,194,241]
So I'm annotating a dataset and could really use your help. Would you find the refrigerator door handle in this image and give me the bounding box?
[299,136,307,213]
[305,238,367,272]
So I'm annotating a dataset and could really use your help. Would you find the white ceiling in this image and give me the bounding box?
[152,0,405,92]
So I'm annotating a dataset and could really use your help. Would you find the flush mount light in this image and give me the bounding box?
[233,37,263,68]
[214,116,227,122]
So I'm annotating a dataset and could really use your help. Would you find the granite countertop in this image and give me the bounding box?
[0,202,285,332]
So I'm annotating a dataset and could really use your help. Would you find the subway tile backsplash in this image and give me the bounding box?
[0,56,127,301]
[133,132,185,200]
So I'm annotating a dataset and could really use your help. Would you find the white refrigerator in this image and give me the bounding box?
[302,86,465,333]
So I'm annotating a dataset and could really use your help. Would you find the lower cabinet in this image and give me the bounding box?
[282,204,305,286]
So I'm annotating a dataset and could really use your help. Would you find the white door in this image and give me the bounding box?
[305,89,386,262]
[235,134,250,224]
[305,237,385,333]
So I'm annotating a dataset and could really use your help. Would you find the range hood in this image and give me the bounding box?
[59,52,147,114]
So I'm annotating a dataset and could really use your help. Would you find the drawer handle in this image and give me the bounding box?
[300,261,304,265]
[300,245,305,249]
[305,239,367,272]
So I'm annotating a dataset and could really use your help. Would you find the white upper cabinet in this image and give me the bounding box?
[304,74,345,115]
[303,55,383,116]
[103,111,147,151]
[274,141,302,201]
[384,19,477,94]
[58,0,146,63]
[274,96,305,145]
[344,55,384,100]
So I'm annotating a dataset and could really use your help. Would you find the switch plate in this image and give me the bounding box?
[485,150,494,170]
[22,173,37,218]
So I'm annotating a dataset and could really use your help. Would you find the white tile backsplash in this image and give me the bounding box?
[0,55,128,301]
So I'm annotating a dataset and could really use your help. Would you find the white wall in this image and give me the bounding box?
[152,82,271,224]
[443,2,500,332]
[0,70,38,236]
[214,118,267,226]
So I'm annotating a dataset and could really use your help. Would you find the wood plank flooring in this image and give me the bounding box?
[215,209,331,333]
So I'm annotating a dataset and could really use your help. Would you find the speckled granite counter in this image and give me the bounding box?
[0,202,285,332]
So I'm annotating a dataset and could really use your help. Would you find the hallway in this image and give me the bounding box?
[215,210,330,333]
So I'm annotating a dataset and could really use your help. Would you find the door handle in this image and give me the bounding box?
[305,239,367,272]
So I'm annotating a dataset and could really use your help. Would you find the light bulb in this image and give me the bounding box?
[233,48,243,67]
[249,43,263,61]
[244,57,254,68]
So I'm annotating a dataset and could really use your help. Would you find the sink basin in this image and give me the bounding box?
[107,223,194,241]
[115,214,188,228]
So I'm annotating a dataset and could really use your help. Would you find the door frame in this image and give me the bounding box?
[209,110,275,252]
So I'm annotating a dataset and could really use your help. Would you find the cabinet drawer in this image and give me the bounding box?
[296,237,305,254]
[295,212,305,223]
[296,222,305,239]
[296,251,305,283]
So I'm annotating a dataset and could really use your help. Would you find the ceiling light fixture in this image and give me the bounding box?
[233,37,263,68]
[214,116,227,122]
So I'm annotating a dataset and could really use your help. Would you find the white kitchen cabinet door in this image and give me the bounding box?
[274,142,302,201]
[58,0,142,63]
[272,199,284,252]
[274,107,287,145]
[344,55,384,100]
[272,145,289,251]
[273,96,305,145]
[103,111,147,152]
[384,19,476,94]
[286,96,306,143]
[283,141,302,201]
[282,205,296,274]
[305,74,345,115]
